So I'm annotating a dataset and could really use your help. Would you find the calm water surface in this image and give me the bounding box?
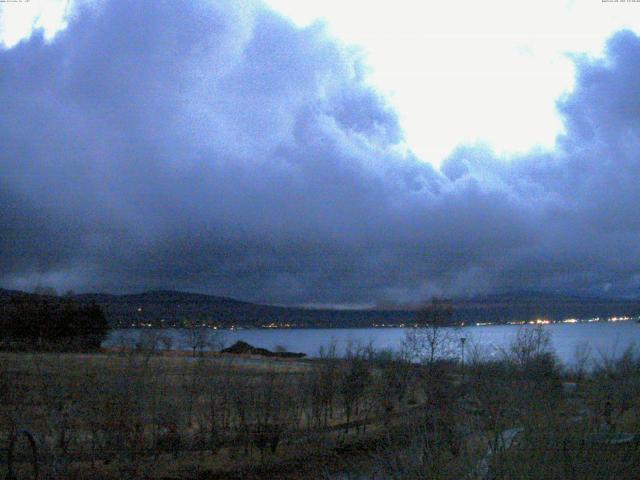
[104,321,640,366]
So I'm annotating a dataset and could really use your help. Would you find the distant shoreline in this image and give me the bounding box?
[115,316,640,331]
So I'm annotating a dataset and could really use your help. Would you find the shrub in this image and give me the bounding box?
[0,294,109,350]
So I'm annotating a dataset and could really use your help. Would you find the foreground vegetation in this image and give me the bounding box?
[1,327,639,479]
[0,292,109,352]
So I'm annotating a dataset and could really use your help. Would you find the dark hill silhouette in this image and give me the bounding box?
[1,288,639,328]
[0,288,31,299]
[74,290,253,308]
[452,291,640,324]
[71,290,295,328]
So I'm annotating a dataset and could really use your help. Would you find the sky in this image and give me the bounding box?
[1,0,640,305]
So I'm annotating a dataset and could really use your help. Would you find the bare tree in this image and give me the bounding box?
[571,340,593,380]
[33,285,57,296]
[402,297,458,365]
[376,349,414,418]
[136,328,161,355]
[339,342,371,432]
[308,340,339,428]
[184,321,214,356]
[505,325,553,367]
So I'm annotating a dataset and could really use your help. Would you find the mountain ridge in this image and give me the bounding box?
[1,288,639,328]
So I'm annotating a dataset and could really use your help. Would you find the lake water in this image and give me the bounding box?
[104,321,640,366]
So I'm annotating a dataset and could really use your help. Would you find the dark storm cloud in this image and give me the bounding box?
[442,30,640,298]
[1,1,640,304]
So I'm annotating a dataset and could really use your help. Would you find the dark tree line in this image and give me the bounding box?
[0,294,109,350]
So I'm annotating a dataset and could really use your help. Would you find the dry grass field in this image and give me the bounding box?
[1,329,640,479]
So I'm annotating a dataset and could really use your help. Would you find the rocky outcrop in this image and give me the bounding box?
[221,341,306,358]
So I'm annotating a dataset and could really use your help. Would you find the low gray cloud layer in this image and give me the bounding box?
[1,1,639,304]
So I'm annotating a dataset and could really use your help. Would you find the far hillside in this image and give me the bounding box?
[2,289,639,329]
[71,290,415,328]
[453,291,640,324]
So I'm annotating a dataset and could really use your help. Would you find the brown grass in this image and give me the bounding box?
[1,336,639,479]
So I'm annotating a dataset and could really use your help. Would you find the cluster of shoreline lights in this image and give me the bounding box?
[471,316,634,327]
[378,316,636,328]
[130,316,636,329]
